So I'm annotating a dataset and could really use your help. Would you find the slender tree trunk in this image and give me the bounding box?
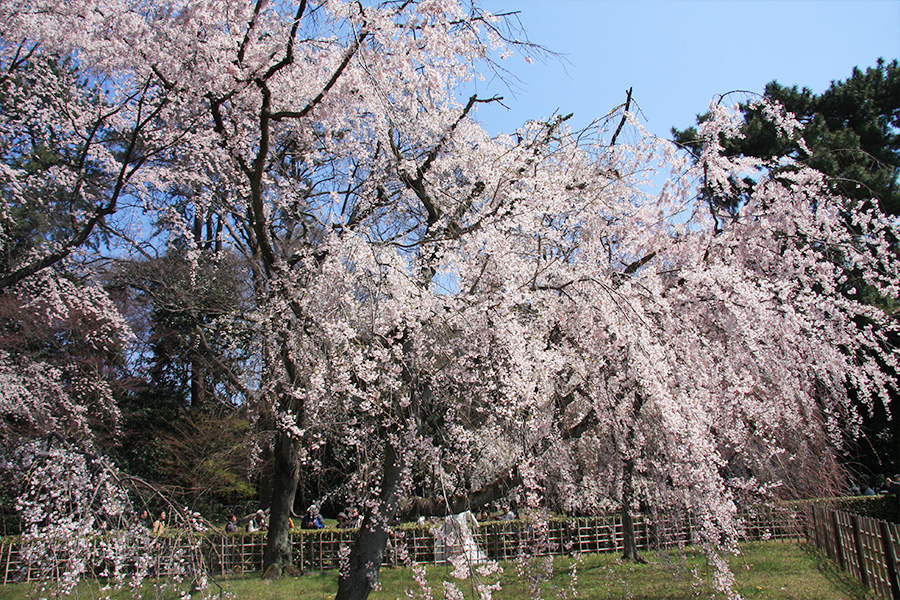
[189,351,206,410]
[336,442,404,600]
[264,431,301,573]
[621,459,645,563]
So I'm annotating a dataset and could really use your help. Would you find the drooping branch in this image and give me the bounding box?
[400,396,599,519]
[400,467,523,519]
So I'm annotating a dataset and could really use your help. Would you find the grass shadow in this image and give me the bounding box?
[800,543,875,600]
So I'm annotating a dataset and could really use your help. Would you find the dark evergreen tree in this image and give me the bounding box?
[108,243,257,510]
[673,58,899,216]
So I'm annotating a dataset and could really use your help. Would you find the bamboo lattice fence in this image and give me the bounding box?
[808,504,900,600]
[0,507,803,584]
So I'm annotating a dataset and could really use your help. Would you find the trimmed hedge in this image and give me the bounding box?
[802,494,898,522]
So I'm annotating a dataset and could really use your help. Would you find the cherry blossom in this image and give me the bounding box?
[0,2,897,600]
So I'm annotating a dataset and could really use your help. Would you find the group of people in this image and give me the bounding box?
[335,506,360,529]
[137,510,168,535]
[132,507,278,536]
[849,475,900,497]
[224,506,347,533]
[130,503,370,535]
[138,507,272,535]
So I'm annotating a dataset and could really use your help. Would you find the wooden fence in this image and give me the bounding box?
[0,507,803,584]
[808,504,900,600]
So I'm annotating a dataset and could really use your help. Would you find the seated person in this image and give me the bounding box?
[137,509,152,530]
[301,507,324,529]
[343,506,360,528]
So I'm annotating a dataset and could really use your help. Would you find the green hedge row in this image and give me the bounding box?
[801,494,898,522]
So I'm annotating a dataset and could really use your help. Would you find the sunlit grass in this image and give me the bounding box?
[1,541,875,600]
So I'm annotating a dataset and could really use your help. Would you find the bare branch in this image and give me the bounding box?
[268,29,369,121]
[609,87,632,147]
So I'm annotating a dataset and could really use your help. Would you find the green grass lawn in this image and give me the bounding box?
[0,541,875,600]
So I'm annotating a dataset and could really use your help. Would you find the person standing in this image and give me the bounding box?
[248,510,267,533]
[886,477,900,519]
[152,511,166,535]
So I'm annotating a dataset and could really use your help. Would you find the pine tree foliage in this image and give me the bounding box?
[673,59,900,216]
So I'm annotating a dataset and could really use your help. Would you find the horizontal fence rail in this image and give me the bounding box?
[0,508,804,584]
[809,505,900,600]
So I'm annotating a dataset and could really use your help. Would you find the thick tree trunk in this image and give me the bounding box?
[336,443,404,600]
[263,431,301,572]
[620,460,645,563]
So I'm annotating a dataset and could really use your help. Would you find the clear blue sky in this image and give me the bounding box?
[466,0,900,138]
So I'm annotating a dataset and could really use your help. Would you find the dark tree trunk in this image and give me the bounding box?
[621,459,645,563]
[619,388,647,563]
[336,442,404,600]
[263,431,301,572]
[189,351,206,410]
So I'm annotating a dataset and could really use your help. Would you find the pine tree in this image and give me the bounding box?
[673,59,899,216]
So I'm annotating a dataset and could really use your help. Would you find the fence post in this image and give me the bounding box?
[1,539,8,585]
[878,520,900,600]
[832,510,845,570]
[810,506,820,550]
[296,532,303,571]
[850,514,869,589]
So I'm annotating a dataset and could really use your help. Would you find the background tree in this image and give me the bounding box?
[107,238,257,509]
[153,409,256,507]
[0,15,223,591]
[672,60,900,482]
[672,59,899,216]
